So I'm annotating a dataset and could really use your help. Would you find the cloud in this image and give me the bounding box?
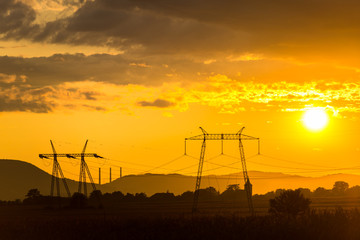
[1,0,360,116]
[0,96,53,113]
[0,51,359,113]
[137,98,175,108]
[82,91,99,100]
[0,73,16,83]
[0,73,359,114]
[0,54,172,87]
[0,84,55,112]
[2,0,360,64]
[0,0,39,39]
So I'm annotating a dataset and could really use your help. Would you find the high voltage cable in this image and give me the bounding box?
[181,154,263,174]
[141,155,186,173]
[223,154,329,171]
[280,166,360,174]
[140,154,224,174]
[41,143,360,179]
[225,154,360,174]
[103,157,177,172]
[172,163,198,172]
[259,154,338,169]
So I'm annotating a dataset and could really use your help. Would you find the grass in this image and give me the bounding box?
[1,204,360,239]
[0,210,359,240]
[1,195,360,239]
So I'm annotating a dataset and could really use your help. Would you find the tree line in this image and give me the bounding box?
[0,181,355,210]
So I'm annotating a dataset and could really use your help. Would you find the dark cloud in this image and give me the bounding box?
[0,53,359,91]
[0,0,39,39]
[82,104,106,111]
[2,0,360,62]
[32,1,240,54]
[0,53,180,87]
[137,99,175,108]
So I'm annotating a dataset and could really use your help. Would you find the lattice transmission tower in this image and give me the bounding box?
[39,140,71,197]
[39,140,104,197]
[185,127,259,214]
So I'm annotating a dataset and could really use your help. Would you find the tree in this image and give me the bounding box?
[269,189,311,218]
[221,184,245,201]
[178,191,193,201]
[134,192,147,201]
[25,188,41,199]
[313,187,331,197]
[89,190,102,200]
[150,192,175,201]
[332,181,349,195]
[70,193,88,208]
[346,185,360,197]
[226,184,240,191]
[198,187,219,201]
[112,191,124,200]
[23,188,43,205]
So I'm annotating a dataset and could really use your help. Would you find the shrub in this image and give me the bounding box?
[70,193,88,208]
[269,189,311,218]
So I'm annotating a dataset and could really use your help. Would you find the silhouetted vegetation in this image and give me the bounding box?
[7,180,360,208]
[70,193,88,208]
[269,189,311,218]
[1,181,360,239]
[25,188,41,199]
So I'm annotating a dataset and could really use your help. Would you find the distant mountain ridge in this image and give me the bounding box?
[1,159,360,200]
[0,159,81,200]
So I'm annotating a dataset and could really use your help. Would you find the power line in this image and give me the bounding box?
[141,155,186,173]
[260,153,339,169]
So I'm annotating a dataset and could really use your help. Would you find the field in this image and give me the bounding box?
[1,196,360,240]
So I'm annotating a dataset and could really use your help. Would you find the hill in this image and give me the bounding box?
[0,159,91,200]
[101,171,360,196]
[1,159,360,200]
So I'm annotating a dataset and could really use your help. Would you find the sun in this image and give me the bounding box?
[302,108,329,131]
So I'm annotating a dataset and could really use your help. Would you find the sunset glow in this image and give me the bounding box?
[0,0,359,185]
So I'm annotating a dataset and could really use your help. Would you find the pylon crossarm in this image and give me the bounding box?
[39,153,101,158]
[186,134,258,141]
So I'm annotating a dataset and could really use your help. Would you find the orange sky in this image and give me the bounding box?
[0,0,360,184]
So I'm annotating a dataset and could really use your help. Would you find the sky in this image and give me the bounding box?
[0,0,360,184]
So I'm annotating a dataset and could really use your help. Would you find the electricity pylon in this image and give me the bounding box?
[39,140,71,197]
[39,140,104,197]
[185,127,259,214]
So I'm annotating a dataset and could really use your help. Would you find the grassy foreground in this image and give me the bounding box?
[1,207,360,240]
